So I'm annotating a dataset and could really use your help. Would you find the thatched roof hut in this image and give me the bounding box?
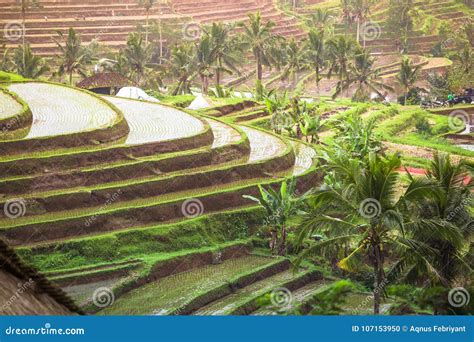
[0,239,82,315]
[77,72,134,95]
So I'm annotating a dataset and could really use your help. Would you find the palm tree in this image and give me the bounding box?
[239,12,277,82]
[450,44,473,74]
[351,0,374,45]
[53,28,87,85]
[400,153,473,286]
[149,18,181,64]
[340,0,353,25]
[305,29,326,96]
[282,38,307,88]
[333,46,393,101]
[122,32,152,84]
[195,35,215,94]
[168,43,196,95]
[244,178,305,255]
[296,152,441,314]
[326,35,355,96]
[307,8,334,31]
[267,40,288,72]
[138,0,155,45]
[386,0,415,52]
[208,22,241,88]
[396,56,421,105]
[13,44,48,78]
[17,0,40,70]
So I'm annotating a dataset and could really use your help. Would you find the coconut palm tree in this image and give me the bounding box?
[267,40,288,72]
[122,32,152,84]
[195,34,215,94]
[12,44,48,78]
[396,153,473,287]
[16,0,40,70]
[138,0,155,45]
[450,44,473,74]
[386,0,416,52]
[208,22,241,88]
[17,1,40,48]
[326,35,355,96]
[239,12,278,82]
[333,46,393,101]
[53,27,88,85]
[340,0,353,30]
[296,152,442,314]
[168,43,196,95]
[305,29,326,96]
[396,56,421,105]
[282,38,307,88]
[307,8,334,31]
[351,0,374,45]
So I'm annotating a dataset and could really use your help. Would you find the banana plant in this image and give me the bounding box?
[301,113,321,144]
[244,178,306,255]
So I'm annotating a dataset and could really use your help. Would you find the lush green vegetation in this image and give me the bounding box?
[0,0,472,317]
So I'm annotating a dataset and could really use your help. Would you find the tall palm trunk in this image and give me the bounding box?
[215,68,221,87]
[363,20,367,48]
[158,16,163,63]
[315,68,321,99]
[21,3,26,69]
[356,18,360,43]
[145,11,150,45]
[256,51,263,81]
[201,75,209,94]
[372,243,384,315]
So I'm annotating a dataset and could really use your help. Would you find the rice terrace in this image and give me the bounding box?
[0,0,472,317]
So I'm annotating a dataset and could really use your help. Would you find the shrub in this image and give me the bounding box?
[415,115,432,134]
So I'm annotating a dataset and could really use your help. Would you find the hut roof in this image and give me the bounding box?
[77,72,134,90]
